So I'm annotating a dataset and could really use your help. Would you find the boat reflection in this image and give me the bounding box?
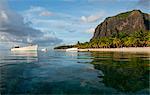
[11,51,38,57]
[11,51,38,63]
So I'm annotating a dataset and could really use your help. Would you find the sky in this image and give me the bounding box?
[0,0,149,48]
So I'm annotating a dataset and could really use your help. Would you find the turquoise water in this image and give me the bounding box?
[0,50,149,95]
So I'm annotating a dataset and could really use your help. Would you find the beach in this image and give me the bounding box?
[77,47,150,53]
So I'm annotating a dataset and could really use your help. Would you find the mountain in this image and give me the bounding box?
[91,10,150,40]
[54,10,150,49]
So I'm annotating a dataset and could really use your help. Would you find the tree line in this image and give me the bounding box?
[75,31,150,49]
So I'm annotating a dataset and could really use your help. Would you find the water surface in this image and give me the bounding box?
[0,50,149,94]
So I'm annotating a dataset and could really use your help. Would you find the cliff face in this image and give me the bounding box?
[91,10,150,40]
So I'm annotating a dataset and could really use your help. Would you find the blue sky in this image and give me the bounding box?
[0,0,149,48]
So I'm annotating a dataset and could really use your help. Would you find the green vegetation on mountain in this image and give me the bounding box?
[115,10,132,19]
[54,45,74,49]
[75,30,150,49]
[54,10,150,49]
[92,10,150,39]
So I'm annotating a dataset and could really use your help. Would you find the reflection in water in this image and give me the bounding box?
[0,51,38,94]
[0,51,38,67]
[0,50,149,94]
[90,52,150,93]
[11,51,38,63]
[11,51,38,57]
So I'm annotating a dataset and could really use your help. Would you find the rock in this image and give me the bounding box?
[91,10,150,40]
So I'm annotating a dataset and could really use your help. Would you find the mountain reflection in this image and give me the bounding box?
[90,52,149,93]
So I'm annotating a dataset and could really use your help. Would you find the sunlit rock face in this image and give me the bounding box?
[91,10,150,40]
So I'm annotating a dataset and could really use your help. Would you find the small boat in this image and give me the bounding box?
[66,48,78,51]
[41,48,47,52]
[11,45,38,52]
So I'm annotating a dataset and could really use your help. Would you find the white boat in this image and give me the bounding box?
[41,48,47,52]
[11,45,38,52]
[66,48,78,51]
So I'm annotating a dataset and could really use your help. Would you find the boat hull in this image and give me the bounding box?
[66,48,78,51]
[11,45,38,52]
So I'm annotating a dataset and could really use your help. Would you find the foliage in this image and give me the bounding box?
[54,30,150,49]
[54,45,75,49]
[75,30,150,49]
[90,52,149,92]
[114,10,132,19]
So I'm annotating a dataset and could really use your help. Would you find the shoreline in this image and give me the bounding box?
[55,47,150,53]
[78,47,150,53]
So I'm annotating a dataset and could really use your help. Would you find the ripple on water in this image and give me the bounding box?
[0,50,149,94]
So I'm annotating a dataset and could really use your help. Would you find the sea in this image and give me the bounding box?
[0,50,149,95]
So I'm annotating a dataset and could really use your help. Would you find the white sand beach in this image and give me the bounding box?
[78,47,150,53]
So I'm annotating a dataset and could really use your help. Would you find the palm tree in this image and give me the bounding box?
[113,37,122,48]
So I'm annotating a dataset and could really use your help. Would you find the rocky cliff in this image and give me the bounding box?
[91,10,150,40]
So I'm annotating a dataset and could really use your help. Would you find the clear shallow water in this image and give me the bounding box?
[0,50,149,95]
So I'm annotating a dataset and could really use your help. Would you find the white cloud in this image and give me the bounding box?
[23,6,79,34]
[39,11,53,16]
[27,6,44,12]
[80,12,105,23]
[22,5,100,45]
[33,36,62,46]
[25,6,53,17]
[85,28,95,33]
[81,15,101,23]
[0,6,43,38]
[0,2,62,47]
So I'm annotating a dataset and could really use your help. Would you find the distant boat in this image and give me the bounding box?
[11,45,38,52]
[66,48,78,51]
[41,48,47,52]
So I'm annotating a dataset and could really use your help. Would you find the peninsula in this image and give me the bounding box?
[54,10,150,53]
